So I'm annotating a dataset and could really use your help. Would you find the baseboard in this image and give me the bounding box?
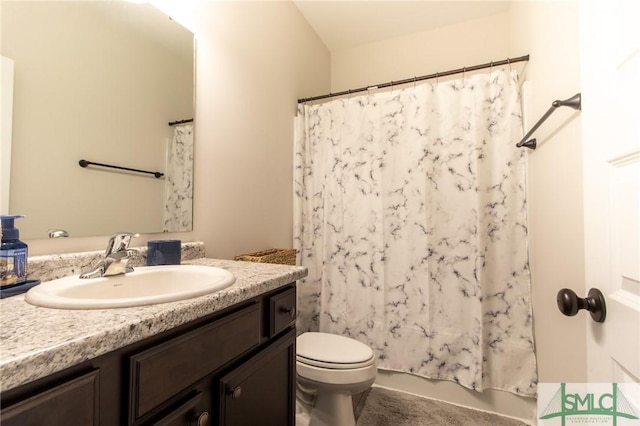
[374,369,536,425]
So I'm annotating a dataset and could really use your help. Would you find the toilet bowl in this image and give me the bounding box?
[296,332,377,426]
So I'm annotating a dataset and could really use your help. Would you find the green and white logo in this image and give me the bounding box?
[538,383,640,425]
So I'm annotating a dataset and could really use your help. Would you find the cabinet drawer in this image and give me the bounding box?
[269,286,296,337]
[1,370,99,426]
[130,303,261,422]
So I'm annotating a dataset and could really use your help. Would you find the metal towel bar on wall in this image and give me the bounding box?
[79,159,164,178]
[516,93,582,150]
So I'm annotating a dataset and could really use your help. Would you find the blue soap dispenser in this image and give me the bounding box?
[1,214,28,287]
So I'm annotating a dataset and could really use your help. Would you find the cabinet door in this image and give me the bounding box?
[219,329,295,426]
[149,392,210,426]
[269,287,296,338]
[1,370,99,426]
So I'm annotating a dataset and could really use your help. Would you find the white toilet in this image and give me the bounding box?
[296,332,377,426]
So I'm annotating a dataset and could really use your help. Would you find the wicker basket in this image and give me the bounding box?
[234,248,297,265]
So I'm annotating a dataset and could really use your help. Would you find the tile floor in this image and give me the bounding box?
[354,386,530,426]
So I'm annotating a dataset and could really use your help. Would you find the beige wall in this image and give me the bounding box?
[508,0,586,386]
[330,12,510,92]
[22,1,330,256]
[186,0,330,260]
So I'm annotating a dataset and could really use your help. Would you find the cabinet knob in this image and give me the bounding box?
[280,306,296,317]
[232,386,242,400]
[191,411,209,426]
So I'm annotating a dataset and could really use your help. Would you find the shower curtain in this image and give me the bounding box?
[163,123,194,232]
[293,69,537,397]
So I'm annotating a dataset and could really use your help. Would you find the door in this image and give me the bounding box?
[580,0,640,388]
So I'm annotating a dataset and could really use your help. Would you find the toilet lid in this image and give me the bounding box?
[297,332,374,368]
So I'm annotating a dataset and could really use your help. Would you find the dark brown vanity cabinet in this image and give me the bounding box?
[0,284,297,426]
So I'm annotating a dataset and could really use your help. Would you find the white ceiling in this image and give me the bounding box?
[292,1,510,51]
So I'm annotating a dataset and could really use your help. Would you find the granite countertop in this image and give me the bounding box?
[0,258,307,393]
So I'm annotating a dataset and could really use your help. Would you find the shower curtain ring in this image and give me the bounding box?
[413,76,417,88]
[507,57,512,71]
[436,72,439,85]
[490,61,494,73]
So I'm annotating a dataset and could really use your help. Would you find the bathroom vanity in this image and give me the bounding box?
[0,257,307,425]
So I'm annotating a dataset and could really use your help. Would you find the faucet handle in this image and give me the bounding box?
[106,232,140,255]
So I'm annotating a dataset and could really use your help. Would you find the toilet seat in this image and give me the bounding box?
[297,355,375,370]
[296,332,375,369]
[296,361,377,386]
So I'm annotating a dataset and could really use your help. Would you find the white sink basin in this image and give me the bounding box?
[25,265,235,309]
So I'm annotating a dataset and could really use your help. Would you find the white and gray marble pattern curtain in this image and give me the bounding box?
[293,69,537,397]
[163,123,193,232]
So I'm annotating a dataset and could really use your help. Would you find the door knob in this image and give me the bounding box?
[557,288,606,323]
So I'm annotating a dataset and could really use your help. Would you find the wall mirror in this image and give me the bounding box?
[1,1,195,239]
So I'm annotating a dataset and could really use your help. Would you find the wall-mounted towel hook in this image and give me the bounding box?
[516,93,581,150]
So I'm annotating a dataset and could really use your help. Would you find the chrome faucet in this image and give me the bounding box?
[47,229,69,238]
[80,233,140,279]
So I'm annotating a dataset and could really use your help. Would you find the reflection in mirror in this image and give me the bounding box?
[1,1,194,239]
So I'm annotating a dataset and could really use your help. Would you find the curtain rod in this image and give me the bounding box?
[297,54,530,104]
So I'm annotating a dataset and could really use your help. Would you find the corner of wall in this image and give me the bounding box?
[507,0,587,385]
